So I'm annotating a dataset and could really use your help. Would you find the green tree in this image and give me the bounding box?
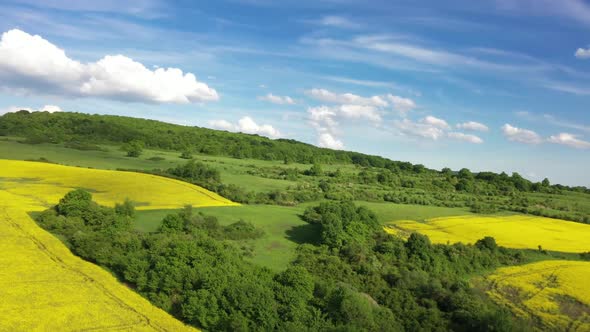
[57,189,93,217]
[115,198,135,217]
[122,140,144,157]
[307,163,324,176]
[441,167,453,176]
[476,236,498,252]
[180,149,193,159]
[458,168,474,180]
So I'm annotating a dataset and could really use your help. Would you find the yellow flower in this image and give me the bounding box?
[385,215,590,253]
[486,261,590,331]
[0,159,239,330]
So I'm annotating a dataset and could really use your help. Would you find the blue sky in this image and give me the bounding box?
[0,0,589,186]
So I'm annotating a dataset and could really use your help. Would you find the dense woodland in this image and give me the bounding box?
[37,190,535,331]
[1,111,589,223]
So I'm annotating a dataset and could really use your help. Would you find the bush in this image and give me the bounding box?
[180,150,193,159]
[122,140,143,157]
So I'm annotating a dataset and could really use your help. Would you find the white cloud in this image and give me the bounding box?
[306,88,388,107]
[386,94,417,114]
[306,103,382,149]
[544,81,590,95]
[456,121,489,132]
[208,116,282,139]
[0,29,218,104]
[305,88,418,149]
[39,105,63,113]
[575,47,590,59]
[258,93,295,105]
[338,104,381,122]
[318,132,344,149]
[306,89,416,114]
[394,118,446,140]
[548,133,590,149]
[317,16,362,29]
[502,124,543,144]
[394,116,483,144]
[208,119,234,131]
[448,132,484,144]
[422,115,450,129]
[0,104,63,115]
[307,105,341,148]
[308,105,339,132]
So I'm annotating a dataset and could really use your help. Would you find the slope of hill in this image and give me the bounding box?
[0,160,213,331]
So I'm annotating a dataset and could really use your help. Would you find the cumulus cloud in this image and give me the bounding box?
[258,93,295,105]
[337,104,381,122]
[208,116,282,139]
[307,106,341,148]
[40,105,63,113]
[306,103,383,149]
[386,94,417,114]
[305,88,418,149]
[306,88,417,113]
[548,133,590,149]
[448,132,484,144]
[456,121,489,132]
[575,47,590,59]
[422,115,450,129]
[0,104,63,115]
[208,119,234,131]
[394,118,447,140]
[318,132,344,149]
[502,124,543,144]
[393,116,484,144]
[306,88,388,107]
[0,29,218,104]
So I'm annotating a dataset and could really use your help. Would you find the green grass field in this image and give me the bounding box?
[0,139,314,192]
[134,201,474,270]
[135,205,309,270]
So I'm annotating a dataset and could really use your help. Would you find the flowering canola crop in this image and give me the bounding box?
[485,260,590,331]
[385,215,590,253]
[0,159,239,330]
[0,159,237,210]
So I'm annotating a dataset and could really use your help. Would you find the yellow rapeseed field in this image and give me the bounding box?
[0,159,238,210]
[385,215,590,253]
[485,260,590,331]
[0,159,237,331]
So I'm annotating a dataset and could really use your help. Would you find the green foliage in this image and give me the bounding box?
[39,193,543,331]
[114,198,135,217]
[2,111,590,224]
[57,189,93,217]
[166,160,221,189]
[180,149,193,159]
[122,140,143,157]
[476,236,498,252]
[305,163,324,176]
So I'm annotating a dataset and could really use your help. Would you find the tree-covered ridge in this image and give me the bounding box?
[1,110,587,193]
[0,110,388,165]
[38,191,556,331]
[3,110,590,223]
